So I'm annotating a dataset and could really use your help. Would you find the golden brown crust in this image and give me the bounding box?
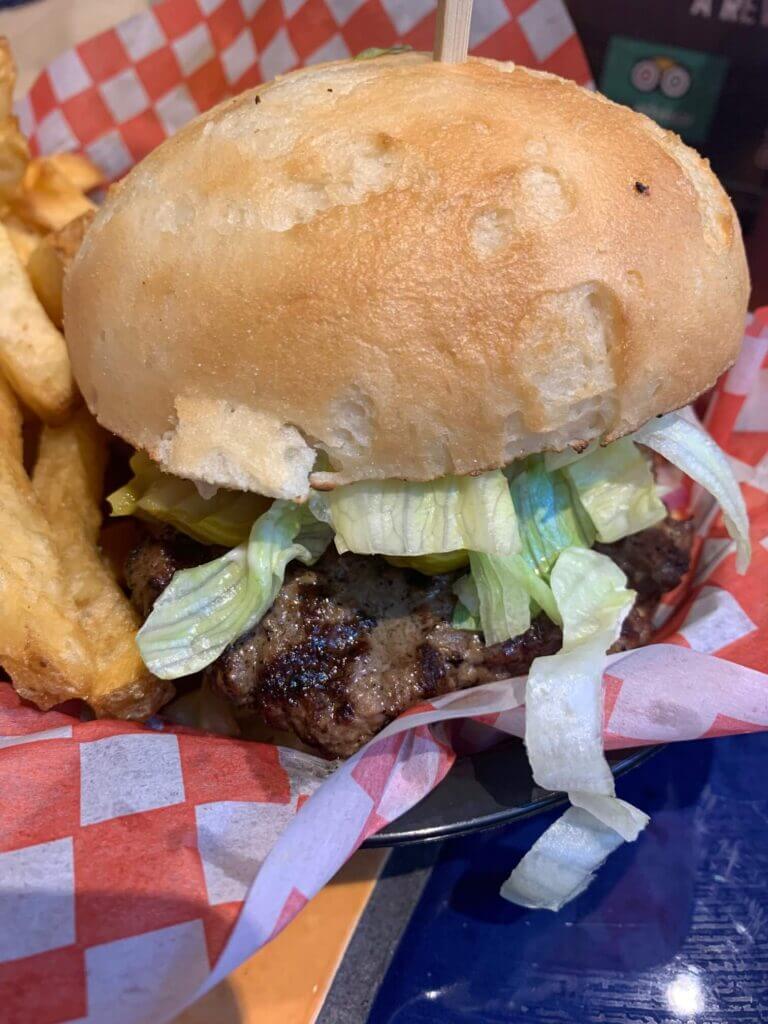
[64,54,749,498]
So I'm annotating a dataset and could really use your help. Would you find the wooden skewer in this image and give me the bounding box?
[433,0,473,64]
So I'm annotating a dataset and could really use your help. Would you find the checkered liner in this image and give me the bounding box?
[3,3,767,1022]
[3,333,767,1024]
[14,0,592,179]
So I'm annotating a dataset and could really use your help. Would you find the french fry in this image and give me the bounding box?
[33,407,106,542]
[26,210,94,327]
[0,37,170,722]
[0,381,173,718]
[2,215,42,265]
[0,360,23,462]
[45,152,102,194]
[0,40,29,207]
[0,377,97,706]
[0,220,76,422]
[26,239,66,327]
[0,37,15,119]
[0,37,169,721]
[14,158,96,233]
[0,115,30,206]
[32,410,174,719]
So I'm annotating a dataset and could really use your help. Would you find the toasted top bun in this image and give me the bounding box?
[65,53,749,500]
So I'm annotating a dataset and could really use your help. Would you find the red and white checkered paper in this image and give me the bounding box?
[14,0,592,179]
[2,2,767,1022]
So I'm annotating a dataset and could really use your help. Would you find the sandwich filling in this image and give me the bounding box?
[126,517,691,757]
[111,411,749,757]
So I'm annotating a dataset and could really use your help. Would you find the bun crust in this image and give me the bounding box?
[64,54,749,499]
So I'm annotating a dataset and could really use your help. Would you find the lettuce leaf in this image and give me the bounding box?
[467,553,533,645]
[451,573,481,631]
[109,452,270,548]
[510,459,594,576]
[523,547,634,793]
[309,471,520,558]
[501,547,649,909]
[452,553,561,643]
[451,460,586,645]
[453,573,480,616]
[562,438,666,543]
[500,805,627,911]
[633,412,750,572]
[137,501,332,679]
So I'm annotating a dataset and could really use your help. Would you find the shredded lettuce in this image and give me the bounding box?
[451,460,588,645]
[466,553,533,645]
[451,602,480,631]
[502,547,648,909]
[309,471,520,558]
[473,553,562,643]
[633,412,750,572]
[137,501,332,679]
[568,791,649,843]
[500,805,626,911]
[523,547,634,792]
[451,457,585,645]
[563,438,666,544]
[109,452,270,548]
[511,459,594,577]
[452,573,481,631]
[452,554,561,643]
[453,573,479,616]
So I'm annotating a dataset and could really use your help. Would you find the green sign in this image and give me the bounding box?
[600,36,729,145]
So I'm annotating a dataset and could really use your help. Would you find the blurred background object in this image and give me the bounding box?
[565,0,768,304]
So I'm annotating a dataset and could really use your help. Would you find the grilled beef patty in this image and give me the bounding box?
[125,528,215,619]
[126,517,692,757]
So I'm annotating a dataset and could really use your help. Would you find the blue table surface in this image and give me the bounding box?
[368,732,768,1024]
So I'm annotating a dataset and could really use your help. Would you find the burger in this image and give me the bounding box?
[64,52,751,762]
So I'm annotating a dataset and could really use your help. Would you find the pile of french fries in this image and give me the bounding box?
[0,38,173,719]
